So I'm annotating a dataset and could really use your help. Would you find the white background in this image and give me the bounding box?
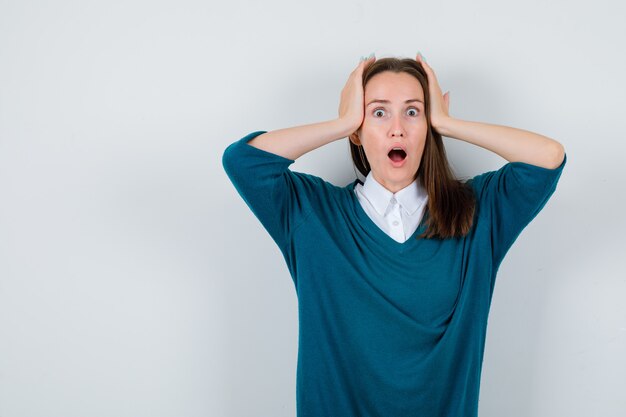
[1,0,625,416]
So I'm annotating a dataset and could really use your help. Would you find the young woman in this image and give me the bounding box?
[222,52,566,417]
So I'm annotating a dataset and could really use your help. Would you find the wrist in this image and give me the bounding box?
[432,116,455,137]
[336,117,362,137]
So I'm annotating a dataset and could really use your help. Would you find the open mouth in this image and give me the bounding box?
[388,148,407,163]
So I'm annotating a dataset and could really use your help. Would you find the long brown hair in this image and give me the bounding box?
[349,57,475,239]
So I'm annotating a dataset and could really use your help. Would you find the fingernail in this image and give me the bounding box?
[368,52,375,58]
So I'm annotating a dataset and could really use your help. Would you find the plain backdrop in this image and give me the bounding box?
[1,0,625,416]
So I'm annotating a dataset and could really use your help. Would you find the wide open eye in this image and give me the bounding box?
[407,108,419,116]
[373,108,419,117]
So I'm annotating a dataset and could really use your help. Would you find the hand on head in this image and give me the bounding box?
[338,52,451,136]
[415,53,450,130]
[338,54,377,134]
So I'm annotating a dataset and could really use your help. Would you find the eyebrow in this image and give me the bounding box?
[366,98,423,107]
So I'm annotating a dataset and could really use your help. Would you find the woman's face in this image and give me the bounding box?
[352,71,428,194]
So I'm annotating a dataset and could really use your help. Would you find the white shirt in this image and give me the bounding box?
[353,171,429,243]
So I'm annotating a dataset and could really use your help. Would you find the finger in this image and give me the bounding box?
[355,57,367,69]
[417,55,434,74]
[416,53,429,66]
[358,56,375,73]
[416,54,434,81]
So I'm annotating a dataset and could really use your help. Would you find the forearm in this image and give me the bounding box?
[247,118,355,161]
[435,117,565,169]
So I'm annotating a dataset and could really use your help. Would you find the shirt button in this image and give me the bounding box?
[392,220,399,226]
[390,197,397,204]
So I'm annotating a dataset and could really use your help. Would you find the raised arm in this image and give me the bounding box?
[247,118,355,161]
[433,118,565,169]
[247,55,376,161]
[416,53,565,169]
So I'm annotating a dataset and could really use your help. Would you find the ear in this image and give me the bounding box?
[349,132,361,146]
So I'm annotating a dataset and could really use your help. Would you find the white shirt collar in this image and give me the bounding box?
[360,170,428,216]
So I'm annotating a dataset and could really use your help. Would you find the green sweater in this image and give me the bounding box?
[222,130,566,417]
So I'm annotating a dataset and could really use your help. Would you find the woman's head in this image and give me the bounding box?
[349,57,433,191]
[349,56,475,239]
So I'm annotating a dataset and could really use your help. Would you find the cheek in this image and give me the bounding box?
[361,118,379,131]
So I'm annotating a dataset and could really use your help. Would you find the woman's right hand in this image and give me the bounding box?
[338,55,376,133]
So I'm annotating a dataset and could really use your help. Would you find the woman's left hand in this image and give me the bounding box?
[416,53,450,132]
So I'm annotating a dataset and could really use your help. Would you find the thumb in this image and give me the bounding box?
[443,91,450,110]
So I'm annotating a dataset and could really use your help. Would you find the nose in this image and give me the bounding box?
[391,116,405,137]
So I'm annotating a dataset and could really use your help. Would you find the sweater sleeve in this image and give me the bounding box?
[221,130,317,256]
[468,153,567,270]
